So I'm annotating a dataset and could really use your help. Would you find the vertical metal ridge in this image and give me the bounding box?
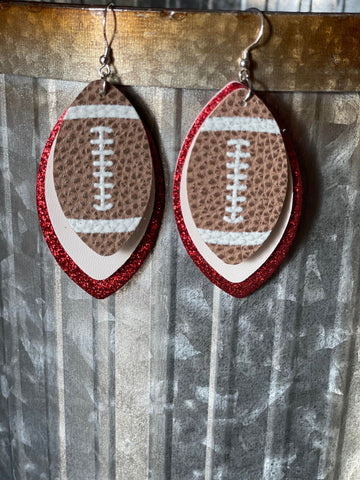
[163,245,177,480]
[0,72,15,480]
[0,282,12,478]
[48,79,68,480]
[0,73,27,480]
[108,295,116,480]
[94,296,114,480]
[34,75,53,480]
[37,77,62,480]
[54,264,67,480]
[145,86,182,480]
[0,293,12,478]
[114,219,152,480]
[204,286,221,480]
[41,282,56,480]
[162,87,183,480]
[262,277,291,480]
[92,297,99,480]
[281,92,322,476]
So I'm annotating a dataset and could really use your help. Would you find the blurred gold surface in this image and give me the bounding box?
[0,2,359,91]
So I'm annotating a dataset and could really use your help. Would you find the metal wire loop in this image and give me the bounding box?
[99,64,111,79]
[99,3,115,97]
[239,8,264,105]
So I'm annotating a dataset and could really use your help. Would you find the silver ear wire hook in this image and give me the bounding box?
[99,3,115,97]
[239,8,265,105]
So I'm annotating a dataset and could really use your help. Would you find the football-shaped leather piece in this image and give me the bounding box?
[53,80,153,256]
[37,80,164,298]
[186,85,288,265]
[173,82,302,297]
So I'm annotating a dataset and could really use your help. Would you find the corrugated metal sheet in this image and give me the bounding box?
[1,1,360,480]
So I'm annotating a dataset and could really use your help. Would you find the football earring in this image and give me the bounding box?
[37,4,164,298]
[173,8,302,297]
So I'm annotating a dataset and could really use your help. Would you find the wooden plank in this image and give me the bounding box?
[0,2,360,91]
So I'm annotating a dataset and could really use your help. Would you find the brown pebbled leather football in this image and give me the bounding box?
[174,81,302,298]
[53,80,153,256]
[186,84,288,265]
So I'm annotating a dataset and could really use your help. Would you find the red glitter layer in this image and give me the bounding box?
[37,109,164,299]
[173,82,302,298]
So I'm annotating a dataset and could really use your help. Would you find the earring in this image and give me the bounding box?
[173,8,302,298]
[37,4,164,298]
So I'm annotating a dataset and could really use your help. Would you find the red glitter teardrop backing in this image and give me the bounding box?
[173,82,302,297]
[37,92,164,299]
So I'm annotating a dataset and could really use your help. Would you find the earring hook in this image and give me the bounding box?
[99,3,116,97]
[239,8,265,105]
[243,8,264,56]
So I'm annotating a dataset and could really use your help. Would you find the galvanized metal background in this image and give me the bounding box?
[1,1,360,480]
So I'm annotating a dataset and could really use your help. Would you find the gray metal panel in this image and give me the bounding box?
[2,1,360,480]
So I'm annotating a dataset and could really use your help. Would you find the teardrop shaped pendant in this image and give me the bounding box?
[37,80,164,298]
[173,82,302,297]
